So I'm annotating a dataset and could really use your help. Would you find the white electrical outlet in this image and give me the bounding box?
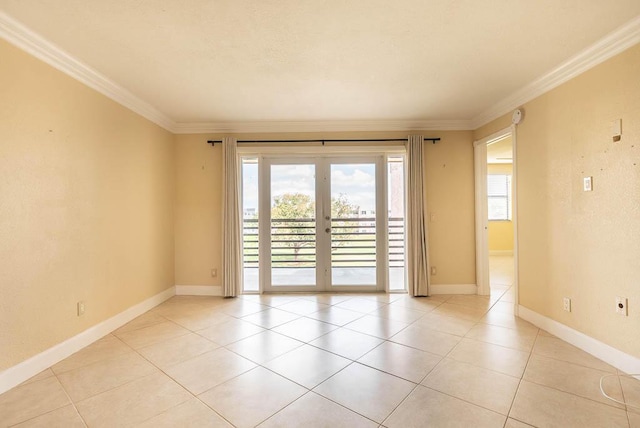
[77,301,85,316]
[211,268,218,278]
[563,297,571,312]
[431,266,437,275]
[616,296,628,316]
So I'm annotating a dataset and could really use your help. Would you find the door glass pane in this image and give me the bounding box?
[242,158,259,292]
[388,156,406,291]
[330,163,376,286]
[270,164,316,286]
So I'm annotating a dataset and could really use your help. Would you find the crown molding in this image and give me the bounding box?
[0,12,471,135]
[0,11,177,132]
[173,119,473,134]
[471,15,640,129]
[3,9,639,135]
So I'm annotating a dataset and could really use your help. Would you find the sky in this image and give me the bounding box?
[242,161,377,214]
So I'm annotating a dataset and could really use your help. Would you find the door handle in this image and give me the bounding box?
[325,228,331,233]
[325,216,331,220]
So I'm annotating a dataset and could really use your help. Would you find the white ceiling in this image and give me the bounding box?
[1,1,640,131]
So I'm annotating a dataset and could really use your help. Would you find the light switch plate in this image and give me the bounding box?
[583,176,593,192]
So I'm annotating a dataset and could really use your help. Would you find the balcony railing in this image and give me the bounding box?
[242,217,405,268]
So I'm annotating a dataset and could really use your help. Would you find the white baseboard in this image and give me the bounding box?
[430,283,477,295]
[518,305,640,375]
[489,250,514,256]
[175,285,223,296]
[0,286,175,395]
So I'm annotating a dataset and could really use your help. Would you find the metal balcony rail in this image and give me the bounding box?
[242,217,405,268]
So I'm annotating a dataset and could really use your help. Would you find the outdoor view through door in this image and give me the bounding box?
[241,155,406,293]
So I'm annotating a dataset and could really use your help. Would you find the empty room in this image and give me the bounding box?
[1,1,639,427]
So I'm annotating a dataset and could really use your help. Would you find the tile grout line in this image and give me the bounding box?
[418,286,523,423]
[242,284,513,424]
[49,370,90,428]
[405,303,515,423]
[245,303,427,425]
[14,287,634,427]
[618,372,632,426]
[502,324,539,426]
[46,334,160,420]
[527,343,621,374]
[378,331,451,425]
[417,384,508,420]
[314,298,444,426]
[378,380,422,425]
[4,381,85,428]
[258,389,381,427]
[516,370,631,412]
[309,358,411,426]
[126,329,236,427]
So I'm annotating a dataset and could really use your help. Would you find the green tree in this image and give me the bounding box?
[271,193,315,263]
[270,192,359,263]
[330,194,361,256]
[331,193,359,218]
[271,193,315,220]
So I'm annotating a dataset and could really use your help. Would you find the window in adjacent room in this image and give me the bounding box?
[487,174,512,220]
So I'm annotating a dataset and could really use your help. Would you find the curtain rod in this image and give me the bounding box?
[206,138,440,146]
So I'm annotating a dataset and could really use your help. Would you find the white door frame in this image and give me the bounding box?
[473,125,519,312]
[324,156,387,293]
[260,157,322,293]
[259,154,388,293]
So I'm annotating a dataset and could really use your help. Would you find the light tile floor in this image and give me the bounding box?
[1,289,639,426]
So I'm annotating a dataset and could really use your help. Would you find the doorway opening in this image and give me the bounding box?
[486,136,515,299]
[474,127,518,310]
[240,151,407,294]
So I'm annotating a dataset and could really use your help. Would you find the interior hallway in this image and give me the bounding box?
[0,290,638,427]
[490,255,515,304]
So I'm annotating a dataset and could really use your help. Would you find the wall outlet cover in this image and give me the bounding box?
[616,296,628,316]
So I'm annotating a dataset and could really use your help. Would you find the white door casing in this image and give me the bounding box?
[473,125,518,314]
[251,153,399,293]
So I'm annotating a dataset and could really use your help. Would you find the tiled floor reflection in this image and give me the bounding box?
[1,286,638,427]
[490,254,515,294]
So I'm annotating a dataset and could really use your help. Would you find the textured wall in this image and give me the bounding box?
[475,44,640,357]
[174,131,476,289]
[0,40,175,371]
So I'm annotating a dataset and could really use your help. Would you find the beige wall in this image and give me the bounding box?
[475,44,640,357]
[487,163,514,252]
[0,40,175,371]
[424,132,476,285]
[174,131,476,288]
[174,134,223,287]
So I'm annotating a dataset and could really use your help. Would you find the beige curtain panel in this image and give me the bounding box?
[406,135,431,296]
[222,137,242,297]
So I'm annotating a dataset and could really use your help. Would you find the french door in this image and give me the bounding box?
[241,154,406,293]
